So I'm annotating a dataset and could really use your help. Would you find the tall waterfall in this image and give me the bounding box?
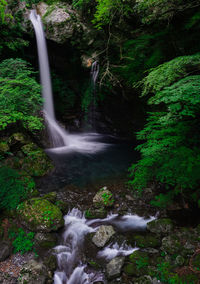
[30,10,106,153]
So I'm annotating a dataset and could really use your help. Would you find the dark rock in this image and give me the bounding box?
[147,218,173,234]
[0,241,11,261]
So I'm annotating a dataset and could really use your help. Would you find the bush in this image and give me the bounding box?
[129,54,200,207]
[0,166,34,210]
[0,58,43,132]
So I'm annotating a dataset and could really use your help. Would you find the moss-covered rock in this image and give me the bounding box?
[17,198,64,232]
[147,218,173,234]
[21,143,54,176]
[131,234,160,248]
[8,133,29,146]
[85,207,107,219]
[161,235,181,255]
[35,232,57,249]
[0,142,9,154]
[123,250,149,277]
[93,187,114,208]
[41,192,57,203]
[18,260,48,284]
[191,253,200,273]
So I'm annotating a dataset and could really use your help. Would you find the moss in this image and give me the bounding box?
[129,250,149,263]
[0,142,9,153]
[147,218,173,234]
[17,198,64,232]
[132,234,160,248]
[42,192,57,203]
[21,143,54,176]
[191,254,200,272]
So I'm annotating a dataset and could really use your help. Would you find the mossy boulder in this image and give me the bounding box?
[161,235,182,255]
[93,187,114,208]
[21,143,54,176]
[35,232,57,249]
[147,218,173,234]
[85,207,107,219]
[123,250,149,277]
[41,192,57,203]
[131,234,160,248]
[0,142,9,154]
[8,133,29,146]
[18,260,48,284]
[17,198,64,232]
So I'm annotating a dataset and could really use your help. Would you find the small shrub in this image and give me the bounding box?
[9,228,35,254]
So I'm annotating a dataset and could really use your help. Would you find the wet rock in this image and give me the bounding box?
[85,207,107,219]
[147,218,173,234]
[17,198,64,232]
[161,235,181,255]
[43,254,57,272]
[106,256,125,279]
[21,143,54,176]
[18,259,48,284]
[0,241,11,261]
[35,232,57,249]
[92,225,115,248]
[93,187,114,208]
[131,234,160,248]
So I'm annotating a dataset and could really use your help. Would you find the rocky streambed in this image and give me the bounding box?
[1,182,200,284]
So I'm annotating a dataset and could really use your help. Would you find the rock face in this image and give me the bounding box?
[18,260,48,284]
[106,256,125,279]
[147,218,173,234]
[37,2,89,44]
[0,241,11,261]
[17,198,64,232]
[92,225,115,248]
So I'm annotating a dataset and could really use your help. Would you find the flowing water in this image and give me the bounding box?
[53,208,155,284]
[30,10,106,153]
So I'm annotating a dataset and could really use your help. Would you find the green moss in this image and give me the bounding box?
[0,142,9,153]
[21,143,54,176]
[132,234,160,248]
[17,198,64,232]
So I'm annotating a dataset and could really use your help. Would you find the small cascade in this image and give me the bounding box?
[87,61,99,130]
[53,208,155,284]
[30,10,106,153]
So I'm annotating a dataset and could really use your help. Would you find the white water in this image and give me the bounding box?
[53,208,156,284]
[30,10,107,153]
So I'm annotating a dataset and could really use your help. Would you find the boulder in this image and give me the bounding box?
[0,241,11,261]
[147,218,173,234]
[161,235,181,255]
[106,256,125,279]
[131,234,160,248]
[123,250,149,277]
[35,232,57,249]
[21,143,54,176]
[93,187,114,208]
[85,207,107,219]
[17,198,64,232]
[18,260,48,284]
[92,225,115,248]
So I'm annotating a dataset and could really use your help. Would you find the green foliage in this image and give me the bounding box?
[0,58,43,132]
[101,192,114,206]
[0,166,34,210]
[92,0,133,29]
[136,256,149,270]
[9,228,35,254]
[156,261,182,283]
[0,0,11,23]
[129,54,200,206]
[142,53,200,96]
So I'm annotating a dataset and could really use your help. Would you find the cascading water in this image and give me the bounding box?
[30,10,106,153]
[53,208,156,284]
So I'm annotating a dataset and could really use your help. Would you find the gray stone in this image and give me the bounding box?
[106,256,125,279]
[161,236,181,255]
[18,260,48,284]
[0,241,11,261]
[92,225,115,247]
[134,275,153,284]
[147,219,173,234]
[175,255,185,266]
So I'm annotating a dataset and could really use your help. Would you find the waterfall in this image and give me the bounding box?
[30,10,107,153]
[89,61,99,129]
